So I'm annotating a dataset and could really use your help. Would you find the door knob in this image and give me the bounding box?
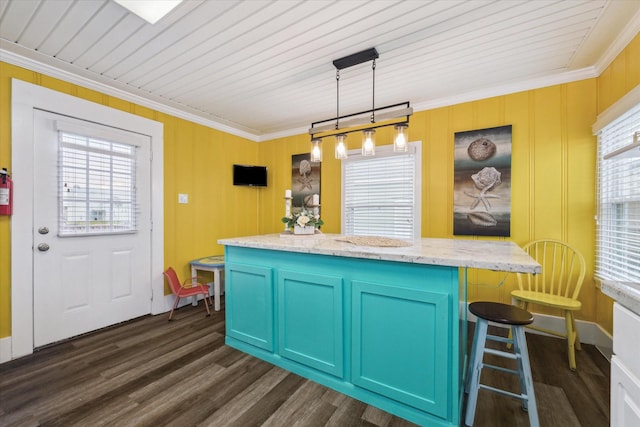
[38,226,49,235]
[37,243,50,252]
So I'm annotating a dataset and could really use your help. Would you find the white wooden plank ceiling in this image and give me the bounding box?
[1,0,639,140]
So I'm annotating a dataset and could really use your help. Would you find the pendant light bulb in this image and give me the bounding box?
[335,134,348,159]
[394,124,409,152]
[362,129,376,157]
[310,138,322,162]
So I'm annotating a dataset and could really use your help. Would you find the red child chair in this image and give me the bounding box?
[163,267,212,320]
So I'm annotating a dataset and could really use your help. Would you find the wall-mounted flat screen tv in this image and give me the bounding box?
[233,164,268,187]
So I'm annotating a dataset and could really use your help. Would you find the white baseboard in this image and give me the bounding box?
[0,336,12,363]
[167,293,210,311]
[462,302,613,359]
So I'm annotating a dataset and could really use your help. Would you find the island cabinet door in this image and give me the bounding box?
[277,270,344,378]
[225,263,274,351]
[351,280,450,418]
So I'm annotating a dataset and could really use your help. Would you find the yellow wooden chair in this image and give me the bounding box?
[511,239,586,370]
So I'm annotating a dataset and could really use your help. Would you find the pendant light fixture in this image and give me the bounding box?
[310,138,322,162]
[362,129,376,156]
[335,134,348,159]
[334,69,348,159]
[308,48,413,162]
[393,123,409,152]
[362,58,376,157]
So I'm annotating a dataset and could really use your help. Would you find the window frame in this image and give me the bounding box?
[595,98,640,282]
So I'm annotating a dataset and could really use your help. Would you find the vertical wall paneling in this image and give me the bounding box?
[626,35,640,94]
[527,91,537,241]
[598,33,640,114]
[561,85,569,243]
[567,79,598,321]
[504,91,531,251]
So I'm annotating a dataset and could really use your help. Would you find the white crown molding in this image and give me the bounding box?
[0,41,261,142]
[258,125,310,142]
[412,67,599,113]
[594,8,640,75]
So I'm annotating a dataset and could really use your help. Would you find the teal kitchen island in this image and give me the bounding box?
[218,234,540,426]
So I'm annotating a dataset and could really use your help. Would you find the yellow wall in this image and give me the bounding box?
[598,33,640,114]
[1,32,639,340]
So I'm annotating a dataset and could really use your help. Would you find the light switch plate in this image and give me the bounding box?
[178,193,188,204]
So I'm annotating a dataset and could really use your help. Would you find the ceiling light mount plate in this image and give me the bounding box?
[332,48,379,70]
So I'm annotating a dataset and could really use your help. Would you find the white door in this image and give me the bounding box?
[32,110,152,347]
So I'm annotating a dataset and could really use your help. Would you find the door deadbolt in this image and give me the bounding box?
[38,226,49,235]
[37,243,50,252]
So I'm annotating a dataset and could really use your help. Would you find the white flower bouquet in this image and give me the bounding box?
[281,207,324,230]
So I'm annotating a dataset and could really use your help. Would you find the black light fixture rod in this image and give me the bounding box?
[332,47,379,70]
[336,70,340,130]
[371,59,376,123]
[311,116,411,140]
[311,101,410,128]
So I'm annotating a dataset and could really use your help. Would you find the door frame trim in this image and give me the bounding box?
[10,79,165,359]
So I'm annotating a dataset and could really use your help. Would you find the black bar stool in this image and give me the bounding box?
[464,301,539,427]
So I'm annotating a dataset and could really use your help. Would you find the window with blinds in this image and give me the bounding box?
[596,102,640,281]
[59,131,138,236]
[342,143,421,239]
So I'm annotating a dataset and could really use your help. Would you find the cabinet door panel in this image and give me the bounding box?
[614,303,640,378]
[226,263,274,351]
[278,270,344,377]
[352,280,450,416]
[612,357,640,427]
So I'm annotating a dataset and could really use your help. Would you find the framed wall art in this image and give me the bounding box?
[291,153,321,211]
[453,125,512,237]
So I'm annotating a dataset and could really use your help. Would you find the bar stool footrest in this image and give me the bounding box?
[484,347,519,360]
[479,384,528,401]
[482,362,520,376]
[486,334,514,345]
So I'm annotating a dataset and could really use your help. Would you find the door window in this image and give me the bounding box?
[59,130,138,236]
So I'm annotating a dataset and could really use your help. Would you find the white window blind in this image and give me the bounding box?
[596,102,640,281]
[59,131,138,236]
[342,143,421,239]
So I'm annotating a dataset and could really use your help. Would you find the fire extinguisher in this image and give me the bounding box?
[0,168,13,216]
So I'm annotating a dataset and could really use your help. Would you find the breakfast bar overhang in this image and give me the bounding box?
[218,234,540,426]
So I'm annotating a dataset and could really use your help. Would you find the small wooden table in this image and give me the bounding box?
[190,255,224,311]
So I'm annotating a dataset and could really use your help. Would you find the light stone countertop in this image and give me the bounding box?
[601,280,640,316]
[218,234,541,274]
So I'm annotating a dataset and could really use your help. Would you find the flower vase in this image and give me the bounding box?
[293,225,315,235]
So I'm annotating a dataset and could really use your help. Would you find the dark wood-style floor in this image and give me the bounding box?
[0,301,610,427]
